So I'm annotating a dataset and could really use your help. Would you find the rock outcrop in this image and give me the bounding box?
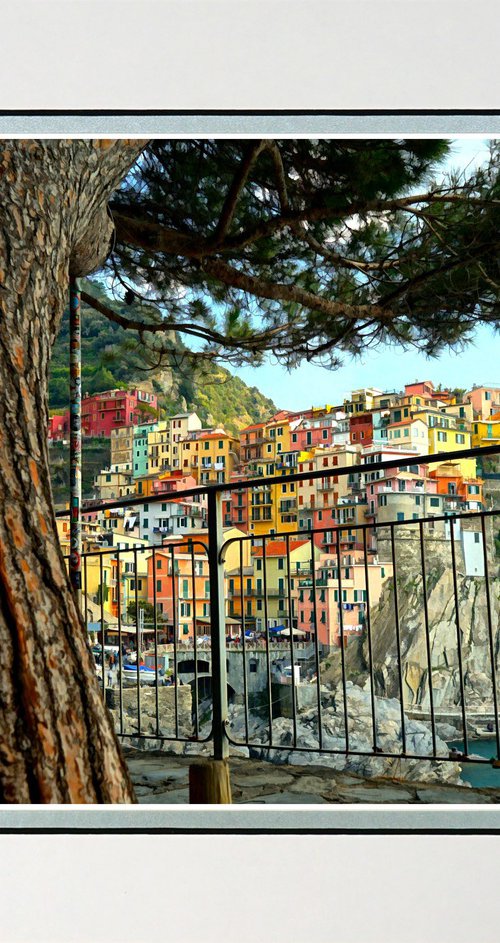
[324,525,500,723]
[227,683,463,784]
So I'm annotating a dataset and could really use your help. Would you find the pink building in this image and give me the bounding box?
[151,473,197,495]
[404,380,436,400]
[295,550,392,647]
[297,445,361,550]
[290,414,349,453]
[464,386,500,419]
[364,467,438,521]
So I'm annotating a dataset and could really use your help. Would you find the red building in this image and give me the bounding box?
[48,414,69,441]
[81,388,158,437]
[49,388,158,440]
[222,471,250,531]
[349,412,373,446]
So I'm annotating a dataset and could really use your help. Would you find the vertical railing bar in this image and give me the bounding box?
[116,550,123,737]
[170,546,179,740]
[240,540,249,744]
[190,541,200,738]
[481,513,500,758]
[152,547,160,738]
[206,489,229,761]
[389,524,406,756]
[449,517,468,756]
[419,520,437,758]
[336,530,349,753]
[362,527,377,754]
[134,547,141,738]
[309,532,323,751]
[285,533,297,749]
[99,554,105,699]
[262,534,273,747]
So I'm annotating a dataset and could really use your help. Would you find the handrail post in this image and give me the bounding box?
[189,487,231,803]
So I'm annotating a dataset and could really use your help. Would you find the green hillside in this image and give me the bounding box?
[49,280,276,434]
[50,438,110,506]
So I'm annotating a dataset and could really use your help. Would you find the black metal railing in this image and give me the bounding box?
[58,443,500,773]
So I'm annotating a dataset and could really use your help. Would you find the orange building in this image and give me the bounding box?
[429,463,484,512]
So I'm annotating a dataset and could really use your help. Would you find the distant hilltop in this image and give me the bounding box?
[49,283,276,435]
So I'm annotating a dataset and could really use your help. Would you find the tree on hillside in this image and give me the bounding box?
[1,138,500,804]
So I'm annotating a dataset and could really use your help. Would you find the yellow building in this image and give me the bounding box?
[248,461,298,537]
[94,467,134,500]
[180,431,240,485]
[260,414,292,462]
[247,538,315,631]
[416,409,475,476]
[148,412,202,475]
[344,388,383,416]
[471,413,500,449]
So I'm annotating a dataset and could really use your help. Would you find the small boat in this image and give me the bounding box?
[121,664,157,686]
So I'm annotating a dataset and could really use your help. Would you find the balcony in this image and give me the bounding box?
[279,499,297,512]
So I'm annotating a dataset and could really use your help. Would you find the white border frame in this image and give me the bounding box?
[2,3,500,936]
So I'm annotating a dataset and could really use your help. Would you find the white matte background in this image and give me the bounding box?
[0,835,500,943]
[1,2,500,941]
[0,833,499,941]
[0,0,499,110]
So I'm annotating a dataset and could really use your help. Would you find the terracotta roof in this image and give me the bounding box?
[240,422,267,432]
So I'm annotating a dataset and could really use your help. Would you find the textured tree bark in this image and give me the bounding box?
[0,140,146,802]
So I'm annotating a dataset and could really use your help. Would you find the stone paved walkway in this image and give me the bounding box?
[125,750,500,804]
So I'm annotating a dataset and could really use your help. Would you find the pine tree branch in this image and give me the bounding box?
[210,140,268,247]
[201,257,393,323]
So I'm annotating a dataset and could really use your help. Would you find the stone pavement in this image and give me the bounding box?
[124,750,500,804]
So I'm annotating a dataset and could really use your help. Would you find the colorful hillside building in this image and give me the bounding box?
[464,386,500,420]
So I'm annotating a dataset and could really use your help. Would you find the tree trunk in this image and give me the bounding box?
[0,140,146,802]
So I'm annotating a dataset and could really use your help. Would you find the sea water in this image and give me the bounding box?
[449,739,500,789]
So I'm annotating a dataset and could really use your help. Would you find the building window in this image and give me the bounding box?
[430,497,440,507]
[156,580,162,592]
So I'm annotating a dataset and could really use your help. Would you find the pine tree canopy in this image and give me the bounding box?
[81,139,500,372]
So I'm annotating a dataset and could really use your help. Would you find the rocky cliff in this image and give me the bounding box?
[326,522,500,726]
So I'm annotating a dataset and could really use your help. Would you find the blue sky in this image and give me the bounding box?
[235,137,499,409]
